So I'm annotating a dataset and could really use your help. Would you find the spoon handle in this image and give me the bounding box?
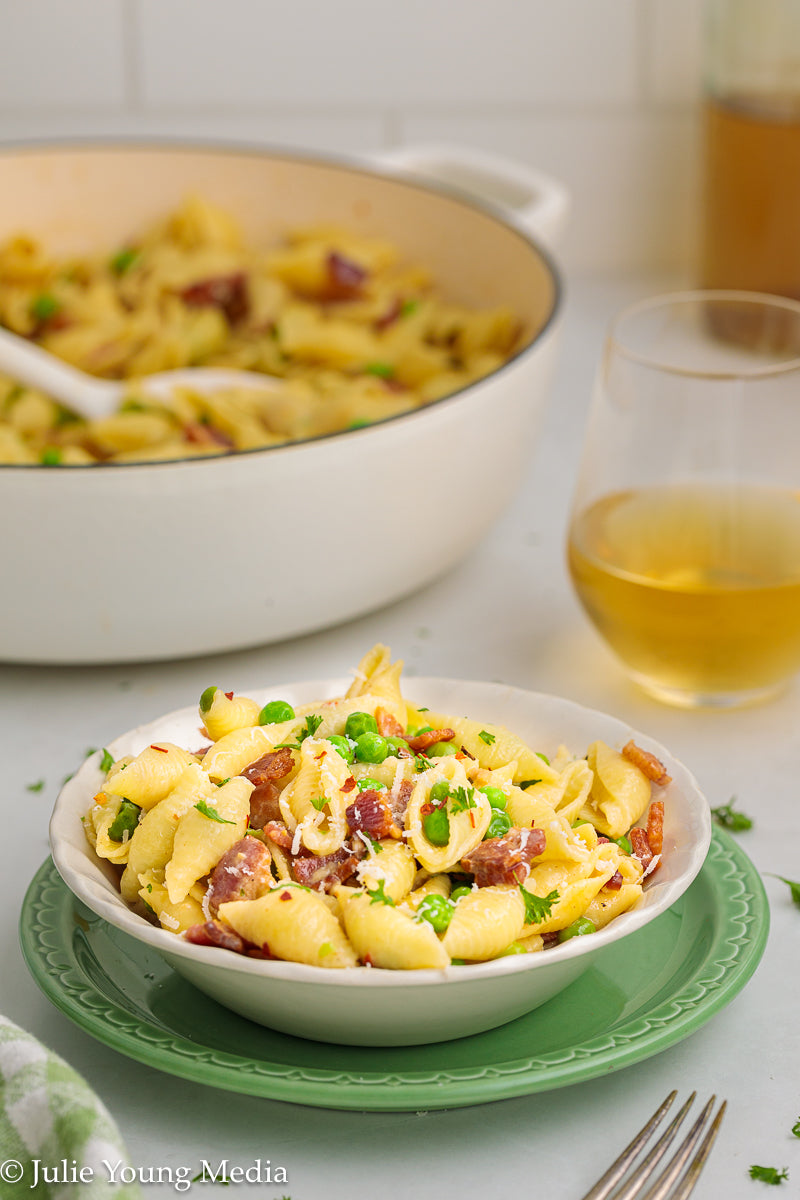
[0,326,118,418]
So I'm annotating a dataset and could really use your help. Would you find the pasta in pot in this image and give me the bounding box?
[84,644,672,970]
[0,197,524,465]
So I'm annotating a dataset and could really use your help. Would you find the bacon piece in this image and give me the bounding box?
[346,789,402,840]
[404,727,456,753]
[622,740,672,785]
[375,706,404,738]
[388,778,414,824]
[183,421,234,449]
[291,841,365,892]
[185,920,247,955]
[461,826,546,887]
[206,837,273,916]
[243,747,295,829]
[262,820,294,851]
[646,799,665,857]
[373,296,402,332]
[605,870,623,891]
[629,826,653,873]
[324,251,366,300]
[179,271,249,323]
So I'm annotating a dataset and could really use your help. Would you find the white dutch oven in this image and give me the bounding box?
[0,142,568,663]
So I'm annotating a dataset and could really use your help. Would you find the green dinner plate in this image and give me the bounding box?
[20,830,768,1112]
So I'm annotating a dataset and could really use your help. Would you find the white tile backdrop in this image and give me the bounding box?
[0,0,704,274]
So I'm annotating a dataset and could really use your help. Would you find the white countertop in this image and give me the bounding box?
[2,275,797,1199]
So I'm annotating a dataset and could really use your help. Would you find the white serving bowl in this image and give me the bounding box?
[49,677,711,1047]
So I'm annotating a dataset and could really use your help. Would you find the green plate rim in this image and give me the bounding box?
[19,829,769,1111]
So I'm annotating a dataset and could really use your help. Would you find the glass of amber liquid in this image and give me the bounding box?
[567,291,800,708]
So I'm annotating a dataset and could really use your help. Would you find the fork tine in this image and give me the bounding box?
[578,1091,678,1200]
[637,1097,723,1200]
[606,1094,698,1200]
[653,1101,727,1200]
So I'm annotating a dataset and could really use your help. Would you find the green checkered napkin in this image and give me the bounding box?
[0,1016,141,1198]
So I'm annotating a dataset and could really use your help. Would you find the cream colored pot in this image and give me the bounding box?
[0,142,567,663]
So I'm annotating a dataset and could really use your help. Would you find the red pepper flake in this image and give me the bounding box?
[280,890,292,902]
[225,691,234,701]
[468,811,476,828]
[150,744,168,753]
[342,776,357,793]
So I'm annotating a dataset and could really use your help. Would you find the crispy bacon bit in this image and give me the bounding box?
[375,707,404,738]
[243,747,295,829]
[374,296,402,332]
[646,799,665,857]
[325,251,366,300]
[206,837,273,916]
[246,944,275,959]
[542,931,560,948]
[404,727,456,753]
[622,740,672,785]
[342,776,357,793]
[629,826,653,873]
[388,778,414,824]
[461,826,546,887]
[605,870,623,891]
[179,271,249,323]
[292,841,366,892]
[346,789,402,840]
[185,920,246,955]
[262,820,294,851]
[183,420,235,449]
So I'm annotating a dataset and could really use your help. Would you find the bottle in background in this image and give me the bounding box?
[701,0,800,299]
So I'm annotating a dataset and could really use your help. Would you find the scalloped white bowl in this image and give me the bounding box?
[50,677,711,1046]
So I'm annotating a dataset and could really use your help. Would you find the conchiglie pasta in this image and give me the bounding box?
[340,892,449,969]
[101,742,194,809]
[356,839,416,903]
[165,775,252,903]
[578,741,651,838]
[405,757,492,873]
[201,690,261,740]
[441,886,526,961]
[219,887,358,968]
[417,712,560,786]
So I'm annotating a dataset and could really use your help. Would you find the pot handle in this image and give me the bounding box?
[369,143,570,249]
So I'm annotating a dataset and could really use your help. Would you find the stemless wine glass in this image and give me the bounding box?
[567,290,800,708]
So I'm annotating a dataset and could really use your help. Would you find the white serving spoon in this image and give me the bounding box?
[0,325,281,420]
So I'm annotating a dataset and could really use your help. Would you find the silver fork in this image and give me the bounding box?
[579,1091,727,1200]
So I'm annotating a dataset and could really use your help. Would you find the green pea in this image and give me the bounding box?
[326,734,354,763]
[405,724,432,738]
[354,732,389,764]
[428,780,451,805]
[357,776,387,791]
[345,711,378,740]
[615,835,632,855]
[484,809,513,840]
[479,785,507,810]
[108,799,142,842]
[422,806,450,846]
[497,941,527,956]
[199,686,218,714]
[449,886,472,903]
[427,741,458,758]
[415,894,454,933]
[258,699,295,725]
[384,736,408,756]
[557,917,596,943]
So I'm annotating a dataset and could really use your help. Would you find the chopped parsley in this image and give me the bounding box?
[215,777,231,787]
[400,298,420,317]
[792,1118,800,1139]
[99,748,114,772]
[26,780,45,793]
[749,1165,789,1185]
[30,292,60,322]
[199,686,218,713]
[711,798,753,831]
[363,361,394,378]
[520,887,559,925]
[110,246,140,275]
[310,794,328,812]
[537,752,550,765]
[318,942,334,958]
[358,831,383,854]
[449,786,477,813]
[279,713,324,749]
[478,729,496,745]
[518,779,542,790]
[194,799,235,824]
[365,879,395,907]
[771,875,800,909]
[40,447,62,466]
